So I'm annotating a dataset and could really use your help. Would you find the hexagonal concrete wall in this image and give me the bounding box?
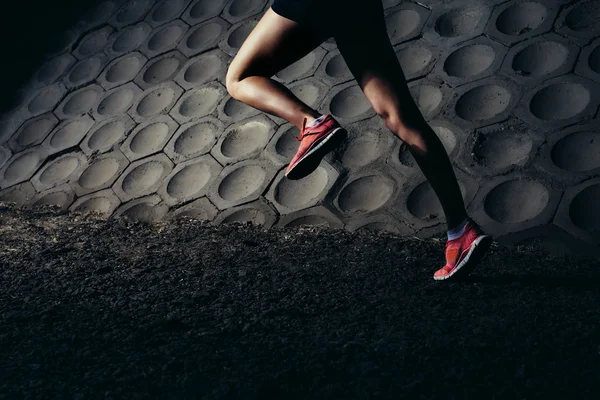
[1,0,600,257]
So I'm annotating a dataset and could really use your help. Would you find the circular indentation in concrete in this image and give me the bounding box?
[496,2,547,36]
[413,84,443,117]
[184,54,222,84]
[28,86,63,115]
[432,125,457,154]
[167,163,211,198]
[34,191,70,208]
[229,0,262,17]
[180,88,221,117]
[569,184,600,234]
[512,41,569,77]
[286,215,329,227]
[88,121,126,151]
[484,179,548,223]
[79,31,108,57]
[530,83,590,121]
[407,181,443,219]
[588,45,600,74]
[137,86,176,116]
[223,97,255,119]
[551,131,600,172]
[386,9,421,42]
[227,23,254,49]
[130,122,170,154]
[435,7,483,38]
[444,44,495,78]
[37,55,72,84]
[3,152,42,183]
[143,57,181,84]
[397,46,433,76]
[274,167,328,208]
[73,196,113,214]
[39,156,80,185]
[116,0,150,23]
[474,130,532,170]
[338,176,394,213]
[149,24,183,51]
[82,1,116,25]
[63,89,99,116]
[79,158,119,189]
[69,57,103,84]
[275,126,298,158]
[106,55,142,83]
[151,0,184,23]
[455,85,511,121]
[218,165,265,201]
[50,120,91,149]
[122,161,165,195]
[290,83,322,107]
[223,209,265,225]
[277,52,316,81]
[16,117,56,147]
[330,86,371,119]
[325,54,350,78]
[221,121,269,158]
[342,133,386,168]
[565,1,600,33]
[190,0,226,19]
[113,26,147,53]
[174,122,217,156]
[98,89,135,116]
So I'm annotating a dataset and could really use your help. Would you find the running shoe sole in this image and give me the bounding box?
[434,235,493,281]
[285,127,347,180]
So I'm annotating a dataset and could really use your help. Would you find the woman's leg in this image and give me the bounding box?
[226,8,326,129]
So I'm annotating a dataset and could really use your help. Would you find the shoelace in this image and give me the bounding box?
[294,118,320,142]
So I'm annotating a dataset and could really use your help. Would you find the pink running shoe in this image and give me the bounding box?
[285,115,346,180]
[433,219,492,281]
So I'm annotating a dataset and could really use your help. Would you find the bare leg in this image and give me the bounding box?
[335,12,468,230]
[226,9,325,129]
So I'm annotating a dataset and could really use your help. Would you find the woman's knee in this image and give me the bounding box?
[225,66,241,99]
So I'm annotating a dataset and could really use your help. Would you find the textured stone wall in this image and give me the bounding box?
[0,0,599,256]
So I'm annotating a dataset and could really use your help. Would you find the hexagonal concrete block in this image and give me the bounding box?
[214,198,278,228]
[113,153,174,202]
[31,151,88,192]
[469,173,562,238]
[140,19,190,59]
[394,39,440,82]
[69,150,130,196]
[266,160,340,215]
[500,33,579,86]
[145,0,193,28]
[446,77,521,130]
[129,81,184,123]
[121,115,178,161]
[55,84,104,120]
[264,123,300,168]
[134,50,188,89]
[177,17,231,58]
[109,0,154,30]
[486,0,561,46]
[168,196,219,221]
[409,77,452,122]
[207,158,278,210]
[75,0,124,31]
[174,49,230,90]
[434,36,508,88]
[9,113,58,153]
[0,146,12,171]
[276,205,344,229]
[532,121,600,186]
[182,0,228,25]
[164,116,223,163]
[31,53,76,89]
[219,17,259,57]
[274,47,327,84]
[423,0,492,47]
[80,114,136,156]
[555,0,600,45]
[43,116,96,156]
[105,22,152,59]
[216,94,262,126]
[26,83,67,118]
[98,52,148,90]
[0,182,36,204]
[93,82,142,122]
[211,115,277,166]
[73,25,114,60]
[575,38,600,84]
[158,154,222,206]
[64,54,109,89]
[0,146,48,189]
[384,2,431,45]
[315,50,353,88]
[171,82,227,124]
[345,213,414,235]
[70,188,122,217]
[554,177,600,245]
[515,75,600,131]
[113,195,169,223]
[44,28,81,60]
[287,77,330,111]
[28,183,76,212]
[324,82,376,126]
[0,111,30,146]
[338,116,396,173]
[222,0,268,24]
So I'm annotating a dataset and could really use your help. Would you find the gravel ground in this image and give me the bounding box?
[1,203,599,399]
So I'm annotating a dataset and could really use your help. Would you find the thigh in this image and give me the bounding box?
[227,8,327,81]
